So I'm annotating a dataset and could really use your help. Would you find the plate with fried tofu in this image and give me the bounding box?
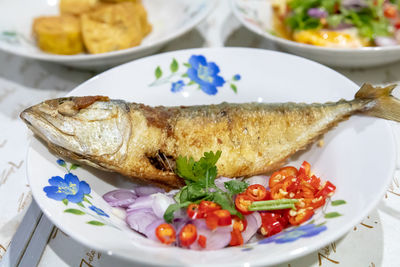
[0,0,213,69]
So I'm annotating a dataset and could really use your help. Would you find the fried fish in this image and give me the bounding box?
[20,84,400,189]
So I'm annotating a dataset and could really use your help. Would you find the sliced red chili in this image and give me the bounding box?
[308,175,321,190]
[245,184,268,201]
[269,166,298,188]
[187,203,200,219]
[205,212,219,230]
[275,209,290,228]
[288,209,314,225]
[298,161,311,177]
[155,223,176,245]
[259,212,285,237]
[232,215,247,232]
[229,228,243,246]
[213,209,232,226]
[270,177,294,199]
[315,181,336,198]
[235,194,254,215]
[294,184,315,199]
[198,235,207,248]
[179,224,197,247]
[199,201,221,216]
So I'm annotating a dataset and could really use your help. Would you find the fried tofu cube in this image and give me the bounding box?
[132,2,152,37]
[32,15,84,55]
[99,0,151,37]
[60,0,99,15]
[80,2,143,54]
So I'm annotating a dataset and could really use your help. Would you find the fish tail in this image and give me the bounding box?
[355,83,400,122]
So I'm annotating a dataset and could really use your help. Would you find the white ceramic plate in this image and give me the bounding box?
[26,48,396,266]
[0,0,213,69]
[231,0,400,68]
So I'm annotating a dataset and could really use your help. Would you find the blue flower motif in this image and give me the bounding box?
[187,55,225,95]
[43,173,91,203]
[57,159,66,167]
[258,224,327,244]
[233,74,241,81]
[89,205,109,217]
[171,80,185,93]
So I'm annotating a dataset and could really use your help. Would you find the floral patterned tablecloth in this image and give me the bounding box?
[1,0,400,266]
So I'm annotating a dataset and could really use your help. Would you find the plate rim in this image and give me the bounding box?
[26,47,397,266]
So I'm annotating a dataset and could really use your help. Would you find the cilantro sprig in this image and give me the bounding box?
[163,151,248,223]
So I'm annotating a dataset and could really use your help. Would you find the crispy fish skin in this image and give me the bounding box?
[20,84,400,189]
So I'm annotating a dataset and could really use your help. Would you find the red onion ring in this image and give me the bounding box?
[102,189,137,208]
[126,208,158,234]
[134,186,165,196]
[126,196,153,213]
[144,219,165,241]
[189,219,232,250]
[242,212,262,244]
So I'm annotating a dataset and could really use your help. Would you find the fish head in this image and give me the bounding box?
[20,96,131,162]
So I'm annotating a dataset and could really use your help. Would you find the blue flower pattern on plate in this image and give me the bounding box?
[43,159,111,227]
[233,74,241,81]
[89,205,109,217]
[57,159,66,166]
[44,173,90,203]
[258,224,327,244]
[187,55,225,95]
[150,54,240,95]
[171,80,185,92]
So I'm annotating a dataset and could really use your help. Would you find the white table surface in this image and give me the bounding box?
[1,1,400,266]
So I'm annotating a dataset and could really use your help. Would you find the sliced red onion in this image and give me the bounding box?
[246,175,268,188]
[103,189,137,208]
[307,8,327,18]
[375,37,398,47]
[173,218,191,246]
[134,186,165,196]
[214,177,234,192]
[126,208,158,234]
[151,193,176,218]
[126,196,153,213]
[189,219,232,250]
[242,212,262,244]
[143,218,165,241]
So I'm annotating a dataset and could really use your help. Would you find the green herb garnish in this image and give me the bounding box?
[163,151,248,223]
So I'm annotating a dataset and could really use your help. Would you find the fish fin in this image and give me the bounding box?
[355,83,400,122]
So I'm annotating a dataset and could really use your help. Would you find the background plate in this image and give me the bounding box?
[0,0,213,69]
[231,0,400,68]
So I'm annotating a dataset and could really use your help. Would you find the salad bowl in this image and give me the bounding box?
[0,0,213,70]
[26,48,395,266]
[232,0,400,68]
